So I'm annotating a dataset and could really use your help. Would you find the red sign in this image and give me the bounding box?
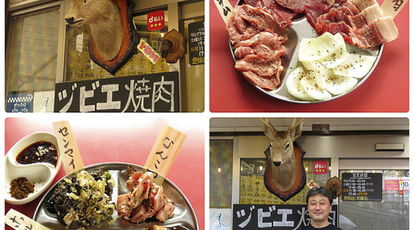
[385,178,409,191]
[147,10,165,31]
[313,161,328,174]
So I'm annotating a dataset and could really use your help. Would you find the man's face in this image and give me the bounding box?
[307,194,332,223]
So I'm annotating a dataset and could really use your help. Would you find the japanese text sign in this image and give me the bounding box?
[341,172,382,202]
[54,72,179,113]
[233,204,338,229]
[188,21,205,65]
[6,209,50,230]
[144,125,186,185]
[147,10,165,31]
[138,39,160,64]
[53,120,84,174]
[313,161,328,174]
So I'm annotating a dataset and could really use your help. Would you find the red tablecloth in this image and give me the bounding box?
[210,0,409,112]
[5,117,205,230]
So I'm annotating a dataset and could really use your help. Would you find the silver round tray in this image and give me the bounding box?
[34,162,199,230]
[230,0,383,104]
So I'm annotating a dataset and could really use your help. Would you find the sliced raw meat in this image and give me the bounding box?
[276,0,308,13]
[116,171,175,223]
[236,4,280,32]
[227,4,288,91]
[155,199,175,222]
[305,0,398,48]
[243,71,281,91]
[246,0,297,28]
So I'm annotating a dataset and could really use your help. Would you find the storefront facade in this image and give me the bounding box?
[210,118,409,230]
[5,0,204,112]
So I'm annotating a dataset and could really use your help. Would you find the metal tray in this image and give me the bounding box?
[230,0,383,104]
[34,163,199,230]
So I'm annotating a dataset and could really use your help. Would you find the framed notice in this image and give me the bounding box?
[341,172,382,202]
[233,204,338,230]
[188,20,205,66]
[54,72,179,112]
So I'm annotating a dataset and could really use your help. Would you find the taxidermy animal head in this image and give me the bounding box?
[261,118,306,201]
[65,0,124,61]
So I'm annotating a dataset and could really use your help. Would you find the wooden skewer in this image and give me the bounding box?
[380,0,408,18]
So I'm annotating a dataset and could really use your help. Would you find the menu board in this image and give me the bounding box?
[341,173,382,202]
[233,204,338,230]
[54,72,179,112]
[188,21,205,66]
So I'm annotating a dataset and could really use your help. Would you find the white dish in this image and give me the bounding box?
[5,132,61,205]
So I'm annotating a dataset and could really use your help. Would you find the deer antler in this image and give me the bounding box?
[287,118,305,132]
[260,118,276,132]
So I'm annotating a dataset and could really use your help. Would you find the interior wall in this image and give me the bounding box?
[238,135,409,159]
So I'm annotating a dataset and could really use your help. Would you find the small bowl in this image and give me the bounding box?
[5,132,62,205]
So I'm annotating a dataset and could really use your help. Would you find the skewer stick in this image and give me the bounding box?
[380,0,408,18]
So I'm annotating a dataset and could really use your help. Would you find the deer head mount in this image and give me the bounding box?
[65,0,139,75]
[261,118,307,202]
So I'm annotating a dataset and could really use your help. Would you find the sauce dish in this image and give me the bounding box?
[5,132,61,205]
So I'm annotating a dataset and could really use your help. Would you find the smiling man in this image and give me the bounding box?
[298,187,343,230]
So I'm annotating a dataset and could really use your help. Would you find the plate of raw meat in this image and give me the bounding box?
[226,0,395,103]
[33,163,198,230]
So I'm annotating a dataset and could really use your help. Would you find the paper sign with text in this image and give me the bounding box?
[144,124,186,185]
[53,120,85,174]
[138,39,160,64]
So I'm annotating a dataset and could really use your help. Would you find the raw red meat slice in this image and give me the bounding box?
[305,0,398,48]
[276,0,308,13]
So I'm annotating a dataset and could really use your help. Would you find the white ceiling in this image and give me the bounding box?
[210,117,409,132]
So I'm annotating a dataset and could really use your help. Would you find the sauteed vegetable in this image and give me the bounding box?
[46,169,115,229]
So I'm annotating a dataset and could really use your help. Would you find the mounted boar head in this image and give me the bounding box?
[261,118,306,201]
[65,0,139,74]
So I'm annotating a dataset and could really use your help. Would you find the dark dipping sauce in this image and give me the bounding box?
[16,141,58,167]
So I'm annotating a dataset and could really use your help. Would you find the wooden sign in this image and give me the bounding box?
[53,120,85,174]
[6,209,50,230]
[188,21,205,66]
[341,172,382,202]
[144,125,186,185]
[233,204,338,229]
[54,72,179,112]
